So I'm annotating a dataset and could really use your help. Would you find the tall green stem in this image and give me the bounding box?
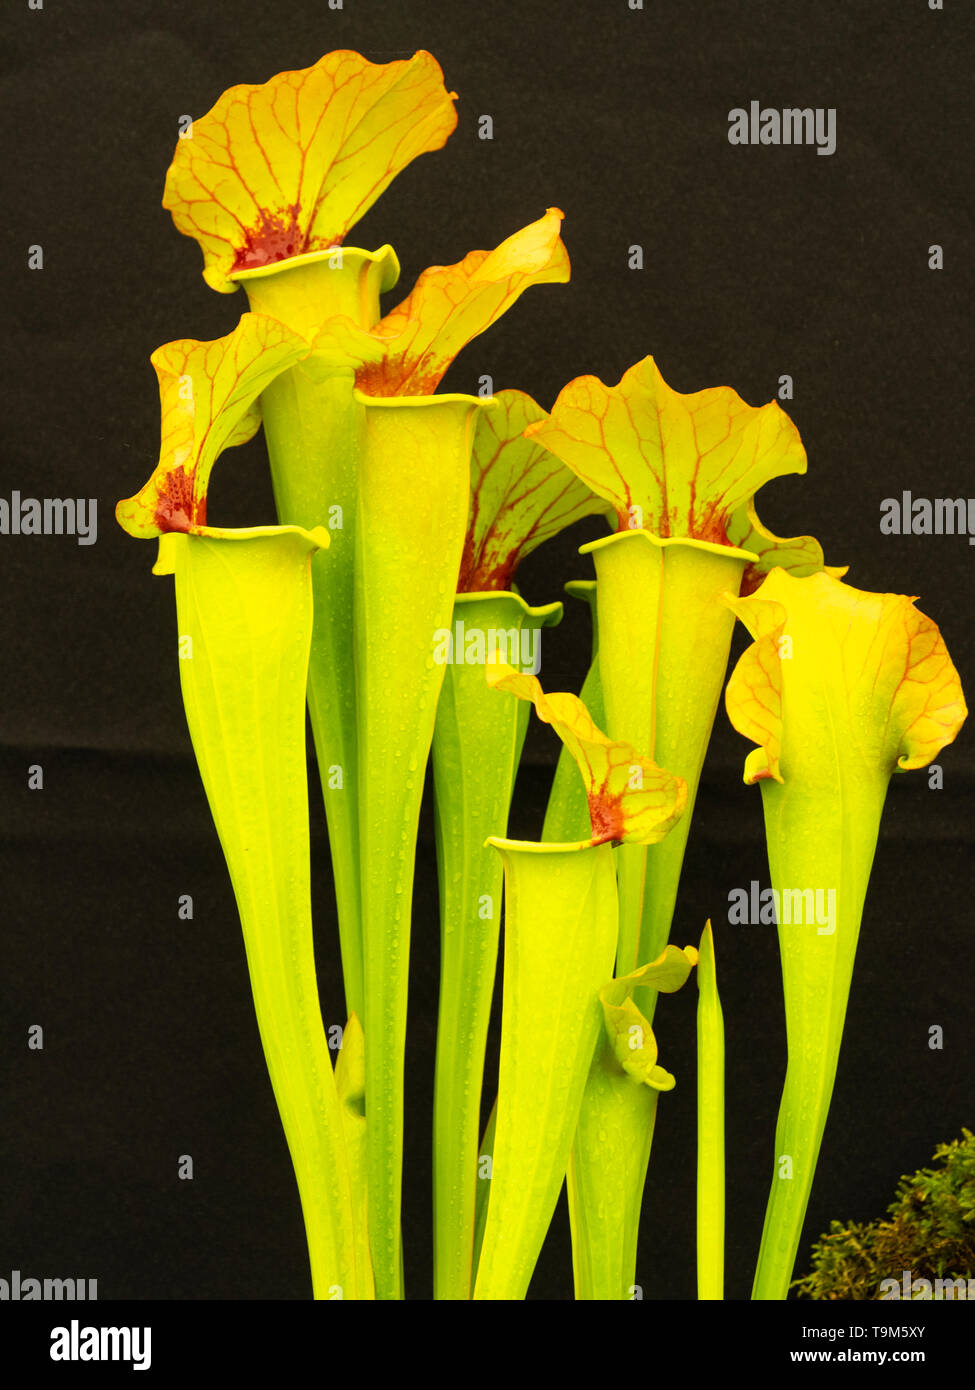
[432,592,561,1300]
[696,921,725,1300]
[751,776,885,1299]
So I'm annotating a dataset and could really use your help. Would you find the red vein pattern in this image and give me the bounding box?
[487,663,687,845]
[458,388,609,591]
[349,209,570,397]
[115,314,310,539]
[725,570,967,786]
[163,50,458,293]
[526,356,807,548]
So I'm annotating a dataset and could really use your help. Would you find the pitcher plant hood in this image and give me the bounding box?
[459,388,611,592]
[725,568,966,787]
[306,209,569,397]
[163,49,458,293]
[486,661,687,847]
[115,313,318,539]
[724,566,965,1302]
[526,355,842,593]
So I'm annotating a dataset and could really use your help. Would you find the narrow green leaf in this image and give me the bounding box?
[432,593,561,1301]
[696,921,725,1300]
[334,1013,375,1299]
[472,1100,497,1284]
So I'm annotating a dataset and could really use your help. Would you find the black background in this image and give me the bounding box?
[1,0,972,1307]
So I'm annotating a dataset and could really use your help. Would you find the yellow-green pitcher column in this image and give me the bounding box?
[582,531,756,981]
[749,701,887,1300]
[354,391,496,1299]
[724,570,966,1300]
[431,591,562,1300]
[232,246,400,1024]
[473,839,619,1301]
[566,944,698,1301]
[567,1037,661,1300]
[154,524,370,1299]
[476,660,688,1299]
[538,578,647,1300]
[565,533,752,1300]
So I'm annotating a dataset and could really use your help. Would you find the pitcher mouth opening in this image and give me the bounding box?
[352,388,499,411]
[451,592,563,624]
[580,528,759,565]
[485,835,599,855]
[229,242,401,294]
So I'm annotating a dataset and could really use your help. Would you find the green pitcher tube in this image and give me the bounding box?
[539,578,646,1301]
[154,525,369,1299]
[567,1039,660,1300]
[723,570,966,1300]
[232,246,400,1024]
[563,531,752,1303]
[581,531,756,982]
[750,770,885,1300]
[431,590,562,1300]
[566,942,697,1302]
[473,839,619,1301]
[353,391,496,1299]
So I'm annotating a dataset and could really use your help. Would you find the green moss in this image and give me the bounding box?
[794,1130,975,1300]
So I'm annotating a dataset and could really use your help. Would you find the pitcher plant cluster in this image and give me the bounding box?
[117,49,967,1301]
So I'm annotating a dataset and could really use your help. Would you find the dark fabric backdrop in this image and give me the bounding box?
[1,0,971,1302]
